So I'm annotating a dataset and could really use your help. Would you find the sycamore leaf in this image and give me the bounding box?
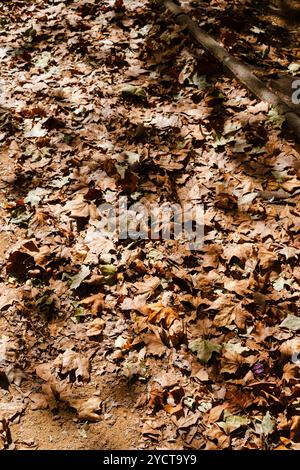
[223,341,249,355]
[266,108,285,128]
[50,176,70,188]
[262,411,275,435]
[211,133,235,148]
[280,314,300,331]
[24,187,48,206]
[70,266,90,289]
[141,301,178,328]
[218,411,249,434]
[188,339,221,364]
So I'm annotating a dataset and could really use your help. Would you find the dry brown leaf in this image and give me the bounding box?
[69,397,102,422]
[202,244,222,269]
[290,416,300,442]
[30,393,49,410]
[57,349,90,382]
[206,424,230,449]
[0,419,9,450]
[80,293,105,315]
[0,284,22,311]
[208,404,227,423]
[86,318,105,338]
[142,333,166,357]
[141,301,179,329]
[282,363,300,383]
[280,338,300,360]
[223,278,252,295]
[257,246,278,269]
[132,276,161,294]
[0,401,25,421]
[120,294,148,311]
[220,350,244,375]
[222,243,254,263]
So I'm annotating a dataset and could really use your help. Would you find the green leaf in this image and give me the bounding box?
[266,108,285,128]
[280,314,300,331]
[261,46,270,58]
[218,411,249,434]
[100,264,117,285]
[70,266,90,290]
[121,85,147,101]
[188,74,208,90]
[261,411,275,435]
[23,26,37,42]
[188,338,221,364]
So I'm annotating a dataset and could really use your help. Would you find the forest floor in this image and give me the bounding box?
[1,0,300,450]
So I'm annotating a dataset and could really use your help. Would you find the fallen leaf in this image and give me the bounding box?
[0,285,22,311]
[280,315,300,331]
[261,411,275,435]
[70,266,90,289]
[188,339,222,364]
[86,318,105,338]
[68,397,102,422]
[57,349,90,382]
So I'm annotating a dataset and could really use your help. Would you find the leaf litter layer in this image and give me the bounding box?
[0,0,300,450]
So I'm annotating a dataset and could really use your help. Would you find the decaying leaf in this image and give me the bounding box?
[68,397,102,422]
[280,315,300,331]
[70,266,90,290]
[56,349,90,382]
[218,410,249,435]
[188,339,222,364]
[86,318,105,338]
[0,285,22,311]
[140,300,184,346]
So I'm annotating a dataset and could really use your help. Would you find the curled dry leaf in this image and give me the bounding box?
[68,397,102,422]
[280,338,300,360]
[140,300,184,346]
[80,293,105,315]
[0,285,22,311]
[57,349,90,382]
[86,318,105,338]
[29,393,49,410]
[141,301,179,328]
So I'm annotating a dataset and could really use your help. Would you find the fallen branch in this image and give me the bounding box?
[160,0,300,140]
